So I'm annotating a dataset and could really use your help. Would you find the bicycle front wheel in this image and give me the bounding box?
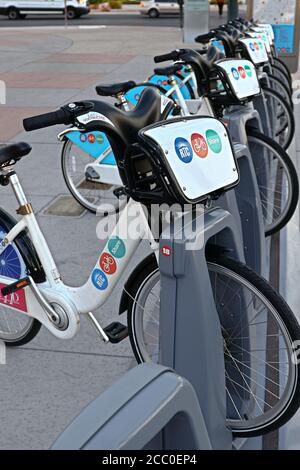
[246,129,299,236]
[127,254,300,437]
[262,86,295,150]
[61,139,126,215]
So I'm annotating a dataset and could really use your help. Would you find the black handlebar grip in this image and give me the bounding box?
[195,32,215,43]
[153,50,180,63]
[23,109,67,132]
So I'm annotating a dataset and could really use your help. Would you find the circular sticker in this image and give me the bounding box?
[250,42,255,51]
[174,137,193,163]
[157,80,162,86]
[205,129,222,154]
[162,80,168,86]
[108,236,126,259]
[238,66,246,79]
[134,93,140,102]
[254,42,259,51]
[231,67,239,80]
[88,134,95,144]
[91,269,108,290]
[244,64,252,77]
[191,133,208,158]
[99,252,117,275]
[96,134,104,144]
[80,134,87,143]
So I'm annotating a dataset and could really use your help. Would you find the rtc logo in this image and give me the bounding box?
[99,252,117,275]
[231,67,239,80]
[191,133,208,158]
[174,137,193,163]
[238,66,246,79]
[91,269,108,290]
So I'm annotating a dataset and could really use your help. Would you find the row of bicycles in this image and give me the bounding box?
[0,17,300,439]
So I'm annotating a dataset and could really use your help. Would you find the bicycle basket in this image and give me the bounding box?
[122,116,239,206]
[238,38,269,65]
[214,59,260,101]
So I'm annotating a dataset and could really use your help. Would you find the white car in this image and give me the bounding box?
[140,0,180,18]
[0,0,90,19]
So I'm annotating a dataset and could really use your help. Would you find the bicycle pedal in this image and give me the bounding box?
[103,322,128,344]
[1,276,31,296]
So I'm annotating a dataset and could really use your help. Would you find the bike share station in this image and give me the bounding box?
[25,4,297,451]
[52,112,277,449]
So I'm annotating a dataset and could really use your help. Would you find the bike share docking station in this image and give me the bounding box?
[52,113,268,450]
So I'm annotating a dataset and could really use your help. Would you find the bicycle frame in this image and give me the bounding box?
[0,169,157,340]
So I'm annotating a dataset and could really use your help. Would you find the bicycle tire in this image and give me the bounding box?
[126,253,300,437]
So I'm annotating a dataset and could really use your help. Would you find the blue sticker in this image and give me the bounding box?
[80,134,87,142]
[174,137,193,163]
[250,42,255,51]
[231,67,239,80]
[91,269,108,290]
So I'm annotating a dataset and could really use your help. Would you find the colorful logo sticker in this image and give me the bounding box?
[191,133,208,158]
[99,252,117,275]
[96,134,104,144]
[91,269,108,290]
[238,66,246,79]
[0,283,27,313]
[254,42,259,51]
[162,80,169,86]
[244,64,252,77]
[134,93,140,102]
[205,129,222,154]
[250,42,255,51]
[231,67,239,80]
[174,137,193,163]
[157,80,162,86]
[108,236,126,259]
[80,134,87,143]
[161,246,171,257]
[88,134,95,144]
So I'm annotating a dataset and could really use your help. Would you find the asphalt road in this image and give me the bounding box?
[0,12,182,27]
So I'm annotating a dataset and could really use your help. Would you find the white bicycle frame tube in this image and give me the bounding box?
[0,172,158,339]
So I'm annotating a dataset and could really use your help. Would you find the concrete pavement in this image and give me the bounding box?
[0,25,188,450]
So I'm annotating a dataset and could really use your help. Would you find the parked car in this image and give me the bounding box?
[140,0,180,18]
[0,0,90,20]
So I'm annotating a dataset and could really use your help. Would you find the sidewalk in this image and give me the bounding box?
[0,25,187,450]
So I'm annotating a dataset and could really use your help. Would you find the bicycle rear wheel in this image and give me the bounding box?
[127,253,300,437]
[0,225,41,346]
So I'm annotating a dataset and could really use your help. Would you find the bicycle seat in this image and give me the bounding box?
[89,87,164,147]
[95,81,137,97]
[0,142,31,167]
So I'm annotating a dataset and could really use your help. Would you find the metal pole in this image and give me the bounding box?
[227,0,238,20]
[64,0,68,28]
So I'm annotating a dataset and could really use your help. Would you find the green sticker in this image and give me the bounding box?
[205,129,222,153]
[96,134,105,144]
[244,65,252,77]
[108,236,126,259]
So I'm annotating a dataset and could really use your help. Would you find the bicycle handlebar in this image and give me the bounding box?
[154,50,181,63]
[23,101,94,132]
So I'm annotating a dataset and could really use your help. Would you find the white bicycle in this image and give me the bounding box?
[2,89,300,437]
